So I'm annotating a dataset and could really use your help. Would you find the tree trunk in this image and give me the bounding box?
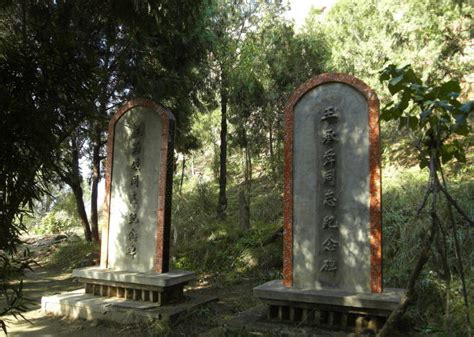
[69,137,92,242]
[72,184,92,242]
[179,154,186,195]
[217,83,228,217]
[239,136,251,230]
[90,124,101,242]
[379,152,439,336]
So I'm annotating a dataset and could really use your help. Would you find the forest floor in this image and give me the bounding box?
[1,235,350,337]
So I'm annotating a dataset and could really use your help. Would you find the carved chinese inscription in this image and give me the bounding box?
[319,106,340,277]
[320,259,337,272]
[125,122,145,257]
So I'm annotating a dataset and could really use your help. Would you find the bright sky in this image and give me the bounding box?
[286,0,337,30]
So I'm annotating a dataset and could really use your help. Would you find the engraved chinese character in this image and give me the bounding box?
[131,158,140,171]
[322,168,335,184]
[322,128,338,144]
[132,141,141,155]
[129,191,139,205]
[323,149,336,167]
[321,106,338,122]
[128,228,138,242]
[127,212,139,225]
[323,190,337,207]
[322,215,338,229]
[320,259,337,272]
[322,237,339,251]
[130,174,139,187]
[126,245,137,256]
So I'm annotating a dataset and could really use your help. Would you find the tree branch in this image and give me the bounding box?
[438,184,474,226]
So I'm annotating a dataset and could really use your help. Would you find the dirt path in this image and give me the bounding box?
[1,268,263,337]
[0,239,261,337]
[1,255,130,337]
[1,237,347,337]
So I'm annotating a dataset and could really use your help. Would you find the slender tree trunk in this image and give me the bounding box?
[90,124,101,242]
[179,155,186,195]
[69,137,92,242]
[239,134,251,230]
[72,184,92,242]
[217,83,228,217]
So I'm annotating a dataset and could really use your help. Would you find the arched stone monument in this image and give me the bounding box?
[254,74,403,332]
[72,99,195,304]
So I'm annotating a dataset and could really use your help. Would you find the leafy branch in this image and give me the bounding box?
[377,64,473,336]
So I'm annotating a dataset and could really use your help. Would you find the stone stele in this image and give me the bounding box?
[254,73,404,333]
[48,99,195,311]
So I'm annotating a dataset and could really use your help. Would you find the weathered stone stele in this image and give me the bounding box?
[100,100,172,273]
[105,103,165,272]
[254,74,403,332]
[291,81,378,292]
[71,99,195,304]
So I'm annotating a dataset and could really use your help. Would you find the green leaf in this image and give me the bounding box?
[388,74,405,95]
[397,91,411,111]
[381,105,402,121]
[420,108,432,122]
[459,101,473,115]
[438,80,461,98]
[435,100,453,112]
[455,114,466,125]
[379,64,396,82]
[404,67,422,85]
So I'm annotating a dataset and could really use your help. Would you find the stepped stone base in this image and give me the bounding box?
[41,289,217,323]
[254,280,405,333]
[72,267,196,306]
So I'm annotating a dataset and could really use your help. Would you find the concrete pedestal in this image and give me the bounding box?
[254,280,404,333]
[72,267,196,306]
[41,289,216,324]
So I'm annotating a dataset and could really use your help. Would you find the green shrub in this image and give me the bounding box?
[38,210,78,234]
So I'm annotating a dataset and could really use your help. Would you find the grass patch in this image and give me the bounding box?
[45,240,99,272]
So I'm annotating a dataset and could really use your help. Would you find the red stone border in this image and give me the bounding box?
[283,73,382,293]
[100,98,175,274]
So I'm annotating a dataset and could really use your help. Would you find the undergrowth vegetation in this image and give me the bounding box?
[170,174,283,283]
[45,240,99,272]
[383,165,473,335]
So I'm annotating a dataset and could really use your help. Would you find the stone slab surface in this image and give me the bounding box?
[293,83,371,292]
[254,280,404,312]
[72,267,196,287]
[107,106,163,272]
[41,289,217,324]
